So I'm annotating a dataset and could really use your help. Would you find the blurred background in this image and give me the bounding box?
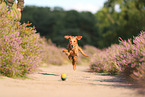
[21,0,145,48]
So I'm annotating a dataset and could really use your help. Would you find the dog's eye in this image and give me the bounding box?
[74,41,76,42]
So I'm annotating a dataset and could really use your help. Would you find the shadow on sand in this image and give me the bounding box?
[38,73,59,76]
[87,72,145,95]
[83,69,145,95]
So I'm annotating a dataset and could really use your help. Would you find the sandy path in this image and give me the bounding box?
[0,65,144,97]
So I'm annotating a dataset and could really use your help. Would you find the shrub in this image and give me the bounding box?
[0,5,42,77]
[90,31,145,83]
[90,44,121,74]
[116,32,145,80]
[77,45,101,65]
[40,38,69,65]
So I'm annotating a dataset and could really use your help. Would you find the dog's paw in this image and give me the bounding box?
[73,66,76,71]
[86,55,89,57]
[62,50,67,52]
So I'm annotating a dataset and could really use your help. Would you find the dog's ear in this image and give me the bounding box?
[64,35,70,39]
[76,36,82,40]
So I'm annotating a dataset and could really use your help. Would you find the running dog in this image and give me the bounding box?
[63,35,88,70]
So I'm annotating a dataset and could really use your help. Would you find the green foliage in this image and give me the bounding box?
[0,6,42,77]
[21,1,145,48]
[21,6,98,47]
[96,0,145,48]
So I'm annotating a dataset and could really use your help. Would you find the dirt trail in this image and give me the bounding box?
[0,65,144,97]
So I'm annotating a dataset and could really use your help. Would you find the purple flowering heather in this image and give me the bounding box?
[116,32,145,78]
[90,44,122,74]
[90,31,145,83]
[0,6,42,77]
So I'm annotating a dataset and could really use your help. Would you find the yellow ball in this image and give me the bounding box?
[61,73,67,81]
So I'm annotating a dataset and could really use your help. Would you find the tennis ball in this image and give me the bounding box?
[61,73,67,81]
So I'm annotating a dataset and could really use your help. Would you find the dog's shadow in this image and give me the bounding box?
[38,73,59,76]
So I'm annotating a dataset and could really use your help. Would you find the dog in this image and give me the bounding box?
[63,35,88,70]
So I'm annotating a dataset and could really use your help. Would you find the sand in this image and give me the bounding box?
[0,65,144,97]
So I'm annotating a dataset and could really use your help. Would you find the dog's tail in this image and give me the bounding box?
[78,47,89,57]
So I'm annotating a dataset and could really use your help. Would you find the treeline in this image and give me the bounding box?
[21,6,98,47]
[21,0,145,48]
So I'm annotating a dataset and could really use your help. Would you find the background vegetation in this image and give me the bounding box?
[21,0,145,48]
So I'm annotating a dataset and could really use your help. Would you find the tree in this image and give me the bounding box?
[96,0,145,48]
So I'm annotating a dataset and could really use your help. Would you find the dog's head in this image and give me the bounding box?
[64,35,82,47]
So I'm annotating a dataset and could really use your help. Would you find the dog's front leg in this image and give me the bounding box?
[63,50,70,56]
[72,56,77,70]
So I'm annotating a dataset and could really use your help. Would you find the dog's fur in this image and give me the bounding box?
[63,35,88,70]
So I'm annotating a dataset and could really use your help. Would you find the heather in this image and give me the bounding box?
[0,5,42,77]
[40,38,69,66]
[90,44,122,74]
[117,32,145,83]
[77,45,101,65]
[90,32,145,84]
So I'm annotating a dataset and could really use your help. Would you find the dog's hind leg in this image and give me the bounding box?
[72,56,77,71]
[78,47,89,57]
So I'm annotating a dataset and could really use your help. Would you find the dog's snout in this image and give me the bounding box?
[71,45,74,48]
